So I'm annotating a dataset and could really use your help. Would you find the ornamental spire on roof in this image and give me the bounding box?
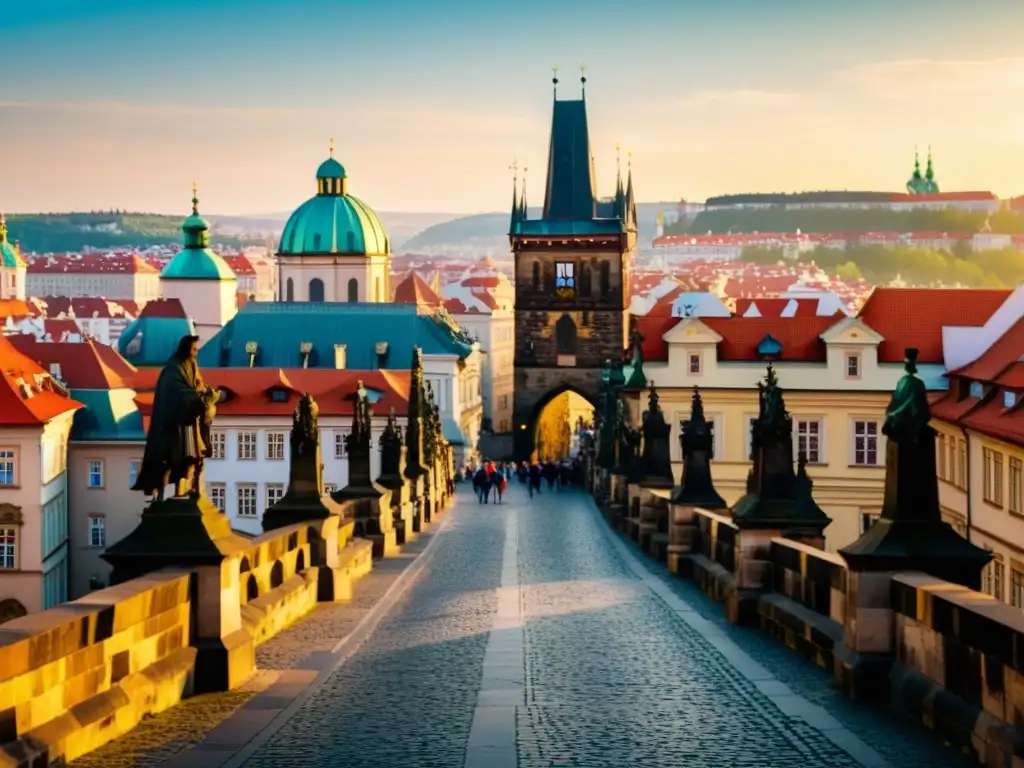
[182,182,210,250]
[508,158,520,233]
[542,69,598,221]
[520,164,529,219]
[626,151,636,225]
[925,146,934,181]
[580,61,586,97]
[329,137,335,158]
[552,64,559,98]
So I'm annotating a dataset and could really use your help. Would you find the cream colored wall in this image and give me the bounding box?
[628,387,890,553]
[932,420,968,531]
[161,278,238,345]
[67,442,144,598]
[278,254,391,303]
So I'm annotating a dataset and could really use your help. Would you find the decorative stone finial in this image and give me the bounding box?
[580,61,586,87]
[329,137,335,158]
[552,64,559,88]
[191,182,199,215]
[672,386,726,508]
[640,380,673,489]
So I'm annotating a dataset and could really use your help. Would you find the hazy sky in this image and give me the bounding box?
[2,0,1023,216]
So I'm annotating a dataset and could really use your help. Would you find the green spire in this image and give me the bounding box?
[182,182,210,250]
[508,159,520,233]
[912,149,922,180]
[519,164,528,220]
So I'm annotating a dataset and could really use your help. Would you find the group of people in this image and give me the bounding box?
[459,457,586,503]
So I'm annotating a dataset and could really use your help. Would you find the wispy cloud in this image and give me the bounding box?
[833,56,1024,97]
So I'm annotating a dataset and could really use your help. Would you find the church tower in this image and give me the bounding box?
[0,214,26,301]
[510,69,637,460]
[160,186,237,344]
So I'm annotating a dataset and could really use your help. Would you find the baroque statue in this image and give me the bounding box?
[291,392,319,457]
[132,335,220,501]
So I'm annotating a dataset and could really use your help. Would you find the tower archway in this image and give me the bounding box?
[521,385,595,462]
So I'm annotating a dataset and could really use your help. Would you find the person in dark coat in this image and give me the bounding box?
[473,467,492,504]
[528,463,542,498]
[132,335,219,500]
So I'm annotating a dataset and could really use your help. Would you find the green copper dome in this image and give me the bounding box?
[161,187,236,281]
[278,148,390,256]
[0,215,24,269]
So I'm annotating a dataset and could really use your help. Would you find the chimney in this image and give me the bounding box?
[334,344,347,370]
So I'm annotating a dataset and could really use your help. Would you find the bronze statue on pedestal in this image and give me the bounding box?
[132,335,221,500]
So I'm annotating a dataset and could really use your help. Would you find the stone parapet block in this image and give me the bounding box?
[241,570,320,647]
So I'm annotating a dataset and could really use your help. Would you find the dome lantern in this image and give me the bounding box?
[182,182,211,249]
[316,138,348,196]
[160,184,235,281]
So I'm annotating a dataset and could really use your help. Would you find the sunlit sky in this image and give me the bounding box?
[2,0,1023,216]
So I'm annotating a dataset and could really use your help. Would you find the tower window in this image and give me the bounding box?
[555,262,576,298]
[555,314,578,361]
[286,277,294,302]
[348,278,359,303]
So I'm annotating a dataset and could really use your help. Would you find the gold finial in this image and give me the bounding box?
[627,150,633,169]
[552,64,559,86]
[509,158,518,182]
[191,181,199,214]
[329,137,335,158]
[580,61,587,85]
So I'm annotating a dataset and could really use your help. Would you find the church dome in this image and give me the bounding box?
[161,186,236,281]
[278,145,389,257]
[0,215,25,269]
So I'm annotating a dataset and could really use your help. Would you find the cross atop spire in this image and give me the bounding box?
[329,137,335,158]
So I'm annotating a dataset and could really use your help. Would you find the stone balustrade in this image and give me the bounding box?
[0,570,195,766]
[595,485,1024,764]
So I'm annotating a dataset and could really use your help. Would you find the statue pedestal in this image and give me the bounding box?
[377,472,414,545]
[638,486,671,561]
[263,490,347,532]
[103,493,255,692]
[332,482,396,559]
[731,495,829,549]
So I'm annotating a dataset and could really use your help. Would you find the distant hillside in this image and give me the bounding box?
[676,207,1024,236]
[400,203,668,251]
[5,212,250,253]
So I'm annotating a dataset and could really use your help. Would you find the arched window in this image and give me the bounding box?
[348,278,359,303]
[555,314,577,356]
[599,261,611,297]
[309,278,325,303]
[285,277,294,302]
[531,261,541,290]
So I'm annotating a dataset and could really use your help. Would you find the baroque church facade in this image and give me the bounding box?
[510,75,637,460]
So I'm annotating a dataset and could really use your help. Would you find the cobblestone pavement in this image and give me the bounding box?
[240,485,973,768]
[242,490,505,768]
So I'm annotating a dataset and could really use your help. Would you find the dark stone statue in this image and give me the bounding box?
[640,380,674,488]
[423,380,438,466]
[731,363,831,540]
[624,326,647,390]
[671,387,727,508]
[333,382,384,501]
[404,347,427,481]
[840,348,991,589]
[264,392,343,530]
[377,407,404,488]
[132,334,220,500]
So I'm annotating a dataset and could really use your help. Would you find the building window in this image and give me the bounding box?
[969,381,984,398]
[936,434,946,481]
[957,439,967,490]
[210,431,226,459]
[309,278,325,303]
[237,484,258,517]
[0,449,15,485]
[208,482,226,512]
[88,460,104,488]
[1004,390,1017,409]
[795,419,823,463]
[860,512,879,534]
[688,354,702,375]
[0,527,16,569]
[335,432,348,459]
[348,278,359,303]
[1012,566,1024,608]
[554,262,576,298]
[89,515,106,547]
[267,432,286,460]
[266,484,285,507]
[1010,458,1023,515]
[845,353,861,379]
[238,432,258,460]
[555,314,578,359]
[852,420,880,466]
[129,459,140,487]
[983,448,1004,505]
[993,556,1006,601]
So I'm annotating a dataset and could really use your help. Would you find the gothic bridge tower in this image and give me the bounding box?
[511,69,637,460]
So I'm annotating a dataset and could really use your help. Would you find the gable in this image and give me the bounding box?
[662,318,723,345]
[818,316,883,346]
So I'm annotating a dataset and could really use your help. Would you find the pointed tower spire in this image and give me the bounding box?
[615,143,624,195]
[625,150,636,226]
[925,145,934,181]
[542,70,597,220]
[520,164,529,220]
[508,158,520,235]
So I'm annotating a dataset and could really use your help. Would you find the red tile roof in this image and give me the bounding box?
[7,335,138,390]
[959,395,1024,446]
[0,336,83,425]
[139,298,188,319]
[393,272,442,307]
[856,288,1010,364]
[27,253,158,275]
[0,299,37,321]
[950,316,1024,381]
[131,368,410,418]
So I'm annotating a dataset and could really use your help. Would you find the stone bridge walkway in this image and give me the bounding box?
[77,485,974,768]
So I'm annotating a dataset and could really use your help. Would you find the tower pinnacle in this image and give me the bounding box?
[329,137,335,158]
[191,181,199,215]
